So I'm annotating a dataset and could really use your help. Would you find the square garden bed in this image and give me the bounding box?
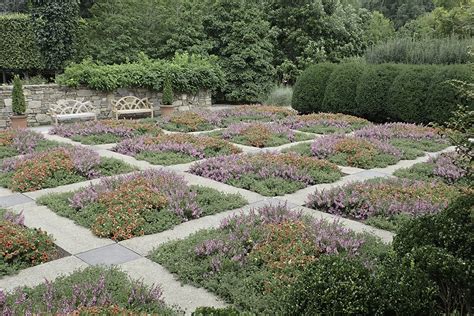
[354,123,450,159]
[189,152,342,196]
[0,129,61,160]
[208,122,313,148]
[50,120,163,145]
[149,203,384,314]
[113,133,241,166]
[159,111,220,132]
[306,178,463,232]
[0,266,177,315]
[1,209,66,278]
[0,146,136,192]
[281,113,371,134]
[38,170,247,241]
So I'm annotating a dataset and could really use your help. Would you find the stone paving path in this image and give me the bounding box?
[0,125,455,314]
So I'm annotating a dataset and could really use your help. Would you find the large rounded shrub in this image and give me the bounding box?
[426,64,474,124]
[388,65,438,123]
[292,63,336,114]
[323,63,365,115]
[355,64,404,122]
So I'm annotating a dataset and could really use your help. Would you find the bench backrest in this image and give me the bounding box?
[112,96,152,111]
[49,100,95,115]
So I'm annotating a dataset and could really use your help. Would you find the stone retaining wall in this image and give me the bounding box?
[0,84,212,127]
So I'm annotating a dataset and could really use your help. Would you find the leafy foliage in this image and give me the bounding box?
[0,14,43,70]
[30,0,80,70]
[162,75,174,105]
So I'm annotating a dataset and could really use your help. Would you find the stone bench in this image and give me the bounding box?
[112,96,154,120]
[49,100,97,125]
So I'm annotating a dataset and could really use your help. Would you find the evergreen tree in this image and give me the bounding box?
[162,76,174,105]
[12,75,26,115]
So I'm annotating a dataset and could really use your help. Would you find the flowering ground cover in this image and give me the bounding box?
[0,147,136,192]
[189,152,342,196]
[38,170,247,241]
[394,152,469,185]
[282,113,371,134]
[0,129,60,160]
[0,267,177,315]
[113,133,241,165]
[307,178,462,231]
[285,135,402,169]
[0,209,59,277]
[216,105,297,126]
[149,203,383,314]
[50,120,163,145]
[159,111,219,132]
[355,123,450,159]
[209,122,313,148]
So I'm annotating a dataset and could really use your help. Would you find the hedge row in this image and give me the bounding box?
[0,14,44,70]
[292,63,473,124]
[56,54,225,93]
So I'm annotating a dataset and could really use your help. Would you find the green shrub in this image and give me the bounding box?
[0,14,44,70]
[365,37,474,65]
[393,195,474,314]
[292,63,336,113]
[264,85,293,107]
[355,64,403,122]
[322,63,365,115]
[388,65,438,123]
[162,76,174,105]
[12,75,26,115]
[56,53,224,93]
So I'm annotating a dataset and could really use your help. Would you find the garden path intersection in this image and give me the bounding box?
[0,123,456,314]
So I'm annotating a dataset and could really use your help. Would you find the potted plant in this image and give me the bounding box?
[160,75,176,117]
[10,75,28,128]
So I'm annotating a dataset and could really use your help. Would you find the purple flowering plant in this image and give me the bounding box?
[282,113,371,134]
[0,129,59,159]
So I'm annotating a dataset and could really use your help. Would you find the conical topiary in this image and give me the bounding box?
[12,75,27,115]
[162,76,174,106]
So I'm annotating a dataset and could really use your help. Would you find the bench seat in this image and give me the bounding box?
[49,100,97,125]
[112,96,154,120]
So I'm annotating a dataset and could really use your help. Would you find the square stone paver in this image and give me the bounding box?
[0,193,35,208]
[76,244,142,266]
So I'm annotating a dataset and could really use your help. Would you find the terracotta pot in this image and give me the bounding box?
[10,115,27,129]
[160,106,176,118]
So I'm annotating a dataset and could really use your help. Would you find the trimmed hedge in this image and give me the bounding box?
[322,63,365,115]
[293,63,474,124]
[292,63,335,114]
[56,53,225,93]
[0,14,44,70]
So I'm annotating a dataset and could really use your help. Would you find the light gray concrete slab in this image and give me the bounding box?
[0,188,13,198]
[93,148,156,170]
[93,143,117,150]
[0,256,88,292]
[339,166,366,175]
[0,193,34,207]
[120,258,227,315]
[7,202,115,254]
[23,178,102,200]
[76,244,142,266]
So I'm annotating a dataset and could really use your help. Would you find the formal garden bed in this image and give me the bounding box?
[50,120,163,145]
[394,152,469,185]
[355,123,450,159]
[0,267,177,315]
[1,209,61,277]
[0,129,60,160]
[113,134,241,166]
[216,105,297,126]
[285,135,402,169]
[149,203,385,314]
[159,111,219,132]
[281,113,371,134]
[209,122,313,148]
[189,152,342,196]
[38,170,247,241]
[0,147,136,192]
[306,178,463,231]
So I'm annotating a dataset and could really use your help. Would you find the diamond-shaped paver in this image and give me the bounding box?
[0,194,35,208]
[350,170,391,181]
[76,244,142,266]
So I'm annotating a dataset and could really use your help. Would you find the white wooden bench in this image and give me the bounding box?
[49,100,97,125]
[112,96,154,120]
